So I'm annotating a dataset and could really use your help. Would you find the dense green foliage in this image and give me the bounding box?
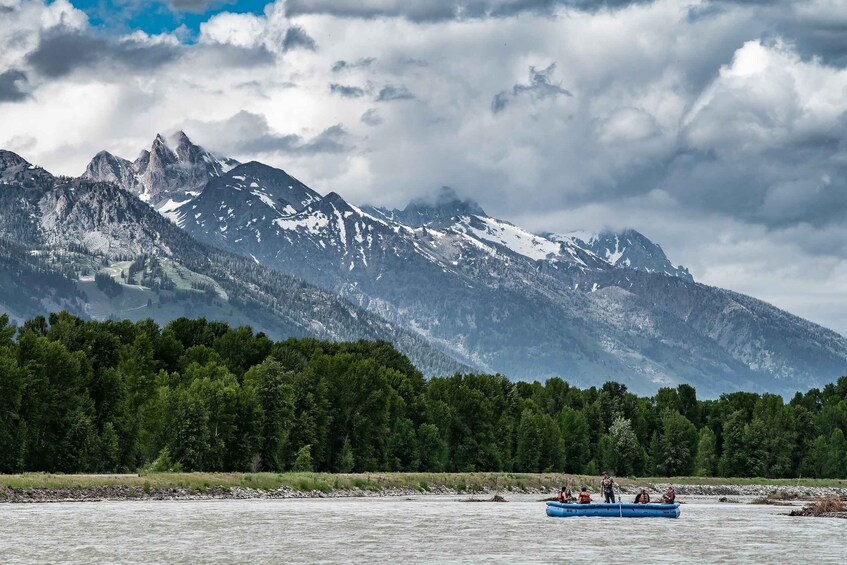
[1,312,847,478]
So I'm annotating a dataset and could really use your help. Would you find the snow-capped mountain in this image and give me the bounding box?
[157,153,847,396]
[58,135,847,395]
[83,131,238,209]
[550,229,693,281]
[0,150,466,377]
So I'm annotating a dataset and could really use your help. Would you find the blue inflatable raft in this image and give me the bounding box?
[546,502,680,518]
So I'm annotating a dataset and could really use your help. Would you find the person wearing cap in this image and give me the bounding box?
[634,488,651,504]
[578,487,592,504]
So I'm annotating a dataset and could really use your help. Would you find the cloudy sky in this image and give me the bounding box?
[2,0,847,333]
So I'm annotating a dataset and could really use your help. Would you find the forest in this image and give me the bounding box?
[0,312,846,478]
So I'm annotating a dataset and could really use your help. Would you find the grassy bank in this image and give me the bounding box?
[3,473,847,493]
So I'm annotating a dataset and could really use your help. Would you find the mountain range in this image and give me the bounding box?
[2,131,846,396]
[0,148,464,376]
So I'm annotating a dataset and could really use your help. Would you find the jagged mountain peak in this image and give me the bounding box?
[321,191,353,210]
[404,186,487,221]
[173,130,191,146]
[363,186,487,227]
[148,134,178,163]
[210,160,321,211]
[0,149,30,170]
[169,159,323,236]
[0,149,55,190]
[549,228,693,281]
[83,131,240,207]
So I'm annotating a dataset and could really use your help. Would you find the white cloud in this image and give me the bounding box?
[2,0,847,333]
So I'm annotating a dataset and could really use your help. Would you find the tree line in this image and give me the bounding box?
[0,312,846,478]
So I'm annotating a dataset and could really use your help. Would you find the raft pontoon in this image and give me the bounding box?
[546,501,680,518]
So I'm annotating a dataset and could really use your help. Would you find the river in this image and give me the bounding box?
[2,496,845,563]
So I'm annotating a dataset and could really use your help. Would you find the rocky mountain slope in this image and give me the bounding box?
[548,229,693,281]
[0,151,466,376]
[82,131,238,209]
[10,132,847,396]
[133,141,847,396]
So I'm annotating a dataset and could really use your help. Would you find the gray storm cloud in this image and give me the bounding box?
[25,28,181,78]
[0,69,29,102]
[2,0,847,333]
[285,0,654,21]
[167,0,235,13]
[182,111,351,156]
[330,83,366,98]
[491,63,572,113]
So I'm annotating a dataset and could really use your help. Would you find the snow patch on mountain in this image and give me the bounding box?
[549,229,693,281]
[456,215,560,261]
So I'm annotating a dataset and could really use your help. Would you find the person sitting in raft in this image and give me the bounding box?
[634,488,651,504]
[600,472,616,503]
[557,487,573,503]
[578,487,592,504]
[662,487,676,504]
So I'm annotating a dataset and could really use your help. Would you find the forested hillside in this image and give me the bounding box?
[1,312,846,479]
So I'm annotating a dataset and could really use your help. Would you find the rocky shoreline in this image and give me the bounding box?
[648,483,847,499]
[0,484,538,503]
[2,482,846,504]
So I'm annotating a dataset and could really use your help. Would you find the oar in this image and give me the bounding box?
[617,485,623,518]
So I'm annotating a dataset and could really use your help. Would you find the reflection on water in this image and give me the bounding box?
[2,495,845,564]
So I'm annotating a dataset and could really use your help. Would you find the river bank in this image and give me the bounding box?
[2,472,847,504]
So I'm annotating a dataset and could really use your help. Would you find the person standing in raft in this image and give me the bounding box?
[578,487,592,504]
[634,488,651,504]
[662,487,676,504]
[600,472,616,503]
[557,487,573,503]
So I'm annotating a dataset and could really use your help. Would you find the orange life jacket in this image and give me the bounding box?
[557,492,565,503]
[578,491,591,504]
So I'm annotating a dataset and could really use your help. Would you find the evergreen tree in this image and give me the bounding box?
[243,359,295,471]
[694,427,717,476]
[718,410,747,477]
[417,423,448,472]
[0,351,25,473]
[0,312,845,478]
[656,412,697,476]
[823,429,847,479]
[168,388,209,472]
[515,408,543,472]
[338,438,355,473]
[559,407,590,474]
[293,444,313,472]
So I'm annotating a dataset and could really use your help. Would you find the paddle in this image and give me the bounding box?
[617,484,623,518]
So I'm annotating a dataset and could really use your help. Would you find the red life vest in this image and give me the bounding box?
[578,491,591,504]
[557,492,565,503]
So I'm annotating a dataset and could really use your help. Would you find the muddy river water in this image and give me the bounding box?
[1,495,844,563]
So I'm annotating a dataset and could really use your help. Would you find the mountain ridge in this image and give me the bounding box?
[0,150,467,377]
[119,134,845,396]
[5,134,847,396]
